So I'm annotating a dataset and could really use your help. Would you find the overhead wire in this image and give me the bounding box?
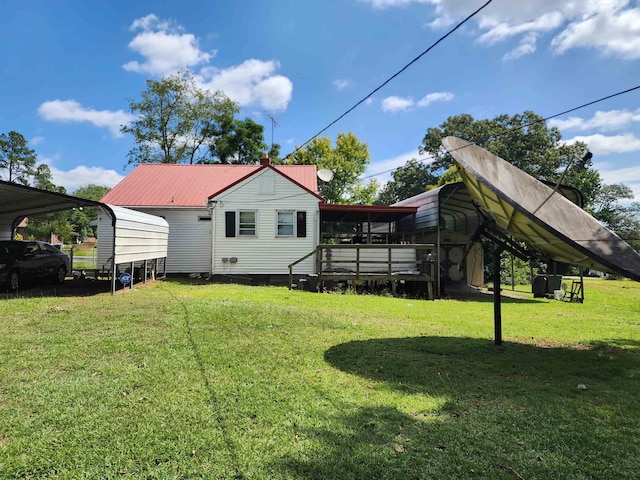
[282,0,494,161]
[364,83,640,180]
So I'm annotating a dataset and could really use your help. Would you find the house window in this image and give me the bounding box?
[277,211,294,236]
[277,210,307,238]
[225,211,256,237]
[238,211,256,236]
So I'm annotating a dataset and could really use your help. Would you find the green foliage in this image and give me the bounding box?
[0,280,639,478]
[121,70,240,165]
[22,164,73,242]
[591,184,640,250]
[375,158,438,205]
[69,185,111,240]
[207,117,274,164]
[0,130,37,185]
[499,254,532,286]
[288,132,378,204]
[419,111,601,208]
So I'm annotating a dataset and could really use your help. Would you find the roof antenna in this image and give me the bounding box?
[265,113,279,150]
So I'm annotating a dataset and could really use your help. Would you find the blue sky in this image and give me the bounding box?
[2,0,640,200]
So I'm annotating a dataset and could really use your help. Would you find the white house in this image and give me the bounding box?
[99,156,323,279]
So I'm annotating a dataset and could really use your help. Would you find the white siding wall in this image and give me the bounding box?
[135,208,212,274]
[212,169,319,275]
[98,207,209,274]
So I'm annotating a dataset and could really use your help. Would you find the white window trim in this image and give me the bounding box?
[276,210,295,237]
[238,210,257,237]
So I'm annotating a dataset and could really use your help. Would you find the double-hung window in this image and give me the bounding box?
[225,211,256,237]
[276,210,306,238]
[238,211,256,236]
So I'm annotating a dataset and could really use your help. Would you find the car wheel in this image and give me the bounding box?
[7,270,19,292]
[55,265,67,284]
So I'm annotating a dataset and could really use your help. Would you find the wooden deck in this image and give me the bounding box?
[289,244,437,299]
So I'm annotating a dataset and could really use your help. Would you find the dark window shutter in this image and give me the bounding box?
[296,211,306,238]
[225,211,236,237]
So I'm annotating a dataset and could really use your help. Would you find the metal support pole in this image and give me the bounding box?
[493,248,503,346]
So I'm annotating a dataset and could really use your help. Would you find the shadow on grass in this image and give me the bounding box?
[0,278,115,299]
[323,336,640,401]
[274,337,640,479]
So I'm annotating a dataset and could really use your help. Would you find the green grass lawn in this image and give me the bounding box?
[0,278,639,479]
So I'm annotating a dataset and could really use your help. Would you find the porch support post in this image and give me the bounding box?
[493,247,503,346]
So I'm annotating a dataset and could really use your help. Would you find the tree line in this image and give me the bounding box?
[2,70,638,250]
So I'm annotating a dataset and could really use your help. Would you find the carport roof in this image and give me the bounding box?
[0,180,105,225]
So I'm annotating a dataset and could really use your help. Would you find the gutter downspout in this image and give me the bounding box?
[209,200,217,277]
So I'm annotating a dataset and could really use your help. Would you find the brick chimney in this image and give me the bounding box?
[259,153,271,166]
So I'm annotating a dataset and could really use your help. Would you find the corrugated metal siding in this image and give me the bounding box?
[213,169,319,275]
[96,205,169,267]
[96,214,114,269]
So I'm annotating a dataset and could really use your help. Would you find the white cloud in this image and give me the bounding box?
[123,14,214,75]
[333,78,355,90]
[564,133,640,155]
[598,164,640,201]
[551,4,640,59]
[550,109,640,132]
[36,155,124,191]
[599,164,640,186]
[30,136,44,146]
[416,91,454,107]
[196,59,293,111]
[124,15,294,111]
[417,0,640,60]
[502,32,538,60]
[49,165,125,191]
[38,100,135,137]
[365,149,434,185]
[382,96,414,112]
[382,91,454,112]
[360,0,433,9]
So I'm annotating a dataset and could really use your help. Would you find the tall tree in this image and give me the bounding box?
[70,184,111,240]
[25,164,74,243]
[122,71,239,165]
[207,117,272,164]
[376,159,439,205]
[591,184,640,250]
[0,131,37,185]
[288,132,378,204]
[415,111,601,208]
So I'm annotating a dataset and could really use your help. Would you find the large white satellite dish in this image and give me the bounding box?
[317,169,335,182]
[441,136,640,282]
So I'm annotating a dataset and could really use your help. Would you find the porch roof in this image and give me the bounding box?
[319,203,416,223]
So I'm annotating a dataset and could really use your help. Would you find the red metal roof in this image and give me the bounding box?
[100,164,319,207]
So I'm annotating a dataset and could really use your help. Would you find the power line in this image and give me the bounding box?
[364,83,640,181]
[282,0,494,161]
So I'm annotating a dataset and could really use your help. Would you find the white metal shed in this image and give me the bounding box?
[0,180,168,293]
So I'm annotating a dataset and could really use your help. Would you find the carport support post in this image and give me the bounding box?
[493,247,503,346]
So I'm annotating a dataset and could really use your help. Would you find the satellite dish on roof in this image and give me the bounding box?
[441,136,640,282]
[317,169,335,182]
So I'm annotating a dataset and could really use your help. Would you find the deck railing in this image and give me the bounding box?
[289,243,436,297]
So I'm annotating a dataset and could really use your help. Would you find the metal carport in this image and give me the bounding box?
[0,180,168,294]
